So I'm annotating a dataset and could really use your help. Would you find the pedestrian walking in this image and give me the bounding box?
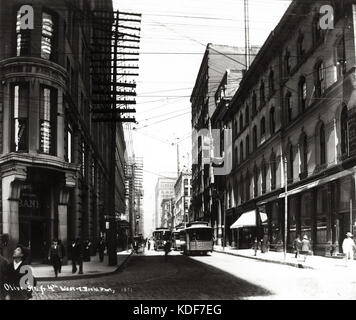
[98,237,106,263]
[5,245,36,300]
[342,232,356,265]
[48,239,63,278]
[57,239,65,273]
[253,237,259,256]
[0,253,8,300]
[83,239,92,262]
[71,238,83,274]
[300,235,311,262]
[148,238,151,251]
[164,240,171,262]
[293,234,302,259]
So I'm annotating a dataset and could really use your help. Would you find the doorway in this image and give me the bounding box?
[19,219,48,263]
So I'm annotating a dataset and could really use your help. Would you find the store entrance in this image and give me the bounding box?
[19,219,48,263]
[336,212,350,253]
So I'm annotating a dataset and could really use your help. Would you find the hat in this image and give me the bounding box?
[346,232,353,237]
[303,235,308,240]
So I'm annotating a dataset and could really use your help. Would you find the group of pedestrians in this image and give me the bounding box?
[0,245,37,300]
[293,235,312,262]
[293,232,356,264]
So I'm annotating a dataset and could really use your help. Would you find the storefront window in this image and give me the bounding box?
[301,193,312,239]
[316,188,327,244]
[288,197,297,246]
[271,202,281,245]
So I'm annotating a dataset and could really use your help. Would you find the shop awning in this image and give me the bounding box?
[230,210,256,229]
[230,210,268,229]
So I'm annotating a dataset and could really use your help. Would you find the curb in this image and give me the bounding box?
[36,251,133,282]
[213,249,314,270]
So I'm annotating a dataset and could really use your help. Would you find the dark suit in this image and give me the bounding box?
[5,261,36,300]
[48,245,63,277]
[71,242,83,274]
[0,255,8,300]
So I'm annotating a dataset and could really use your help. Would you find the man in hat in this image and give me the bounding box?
[342,232,356,265]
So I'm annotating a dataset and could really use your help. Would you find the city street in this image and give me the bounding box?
[32,251,356,300]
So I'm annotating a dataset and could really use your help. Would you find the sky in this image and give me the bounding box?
[112,0,292,237]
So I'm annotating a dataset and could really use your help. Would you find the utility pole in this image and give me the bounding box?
[283,155,288,261]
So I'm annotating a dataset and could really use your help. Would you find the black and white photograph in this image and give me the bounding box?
[0,0,355,311]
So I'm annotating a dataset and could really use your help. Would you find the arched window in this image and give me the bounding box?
[284,49,291,76]
[270,107,276,134]
[245,105,249,125]
[312,13,323,45]
[262,159,267,194]
[253,125,258,150]
[270,152,277,190]
[297,33,305,62]
[286,92,292,123]
[239,114,244,132]
[260,80,265,106]
[245,171,250,201]
[269,69,275,96]
[16,7,32,56]
[253,165,258,197]
[252,91,257,116]
[299,133,308,177]
[315,61,325,98]
[341,105,349,156]
[240,141,244,163]
[245,135,250,156]
[299,76,307,112]
[288,144,294,182]
[240,174,245,203]
[320,123,326,165]
[260,117,266,138]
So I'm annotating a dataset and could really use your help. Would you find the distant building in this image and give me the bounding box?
[160,198,174,229]
[174,170,192,227]
[155,176,176,228]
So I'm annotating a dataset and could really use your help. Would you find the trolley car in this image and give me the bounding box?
[153,227,172,250]
[180,222,213,255]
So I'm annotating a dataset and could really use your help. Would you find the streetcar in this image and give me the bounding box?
[180,222,213,255]
[171,227,185,251]
[153,227,172,250]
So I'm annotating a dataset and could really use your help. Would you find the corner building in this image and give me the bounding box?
[221,0,356,256]
[0,0,124,261]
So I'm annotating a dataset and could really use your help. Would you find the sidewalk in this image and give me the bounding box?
[213,246,356,270]
[32,250,133,281]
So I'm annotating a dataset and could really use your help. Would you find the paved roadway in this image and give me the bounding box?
[32,250,356,300]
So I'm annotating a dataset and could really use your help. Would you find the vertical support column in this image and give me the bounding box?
[311,189,317,254]
[1,166,26,259]
[57,89,65,160]
[217,198,222,246]
[29,80,39,154]
[58,188,69,265]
